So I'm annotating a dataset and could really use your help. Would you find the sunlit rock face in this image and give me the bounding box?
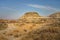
[0,12,60,40]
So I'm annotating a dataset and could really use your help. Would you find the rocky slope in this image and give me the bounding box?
[0,12,60,40]
[21,22,60,40]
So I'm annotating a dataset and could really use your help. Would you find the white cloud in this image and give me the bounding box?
[27,4,59,11]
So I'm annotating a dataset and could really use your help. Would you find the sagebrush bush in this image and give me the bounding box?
[0,22,8,30]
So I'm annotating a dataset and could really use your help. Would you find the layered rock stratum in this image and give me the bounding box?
[0,12,60,40]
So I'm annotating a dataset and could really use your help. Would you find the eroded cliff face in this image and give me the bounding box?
[0,12,60,40]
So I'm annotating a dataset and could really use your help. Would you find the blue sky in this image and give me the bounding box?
[0,0,60,19]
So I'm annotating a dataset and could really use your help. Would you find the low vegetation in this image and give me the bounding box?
[0,22,8,30]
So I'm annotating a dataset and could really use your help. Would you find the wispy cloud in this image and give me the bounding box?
[27,4,59,11]
[0,7,17,11]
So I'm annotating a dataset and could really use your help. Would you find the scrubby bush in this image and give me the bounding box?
[0,22,8,30]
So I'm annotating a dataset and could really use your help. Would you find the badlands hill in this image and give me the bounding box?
[49,12,60,18]
[0,12,60,40]
[18,12,42,23]
[20,12,41,18]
